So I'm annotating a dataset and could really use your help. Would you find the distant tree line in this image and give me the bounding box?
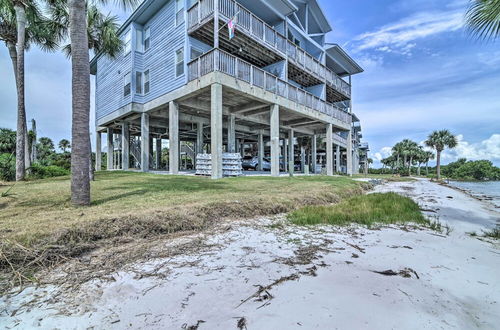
[372,129,499,181]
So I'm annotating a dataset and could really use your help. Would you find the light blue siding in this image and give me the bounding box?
[95,0,186,120]
[263,61,286,80]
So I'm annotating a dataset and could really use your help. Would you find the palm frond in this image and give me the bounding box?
[465,0,500,40]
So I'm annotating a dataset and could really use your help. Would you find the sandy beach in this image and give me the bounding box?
[1,178,499,329]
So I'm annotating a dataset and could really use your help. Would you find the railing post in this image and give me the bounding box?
[197,58,201,79]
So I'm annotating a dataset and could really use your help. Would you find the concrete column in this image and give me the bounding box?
[288,129,294,175]
[156,138,162,169]
[95,132,102,171]
[122,122,130,170]
[336,144,341,173]
[141,113,150,172]
[326,124,333,176]
[258,130,264,171]
[347,129,353,176]
[211,83,223,179]
[283,138,288,172]
[169,101,179,175]
[107,128,113,170]
[228,114,236,153]
[270,105,280,176]
[300,146,305,173]
[311,134,317,174]
[196,122,204,155]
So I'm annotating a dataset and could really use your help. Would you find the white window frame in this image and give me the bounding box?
[143,69,150,94]
[135,71,142,94]
[124,72,131,97]
[143,27,151,51]
[176,0,184,26]
[175,48,184,77]
[123,29,132,54]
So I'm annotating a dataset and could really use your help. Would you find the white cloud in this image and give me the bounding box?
[373,147,393,162]
[441,134,500,162]
[352,10,464,54]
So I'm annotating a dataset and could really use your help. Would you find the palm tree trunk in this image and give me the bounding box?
[417,163,421,176]
[436,151,441,180]
[426,162,429,176]
[69,0,91,206]
[14,4,27,181]
[408,156,412,176]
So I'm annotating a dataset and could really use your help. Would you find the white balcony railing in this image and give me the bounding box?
[187,0,351,99]
[188,49,352,126]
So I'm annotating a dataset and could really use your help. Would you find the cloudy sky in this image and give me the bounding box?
[0,0,499,166]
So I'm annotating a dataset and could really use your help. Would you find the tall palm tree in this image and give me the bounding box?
[466,0,500,40]
[61,0,137,205]
[424,151,435,176]
[425,130,458,180]
[0,0,60,180]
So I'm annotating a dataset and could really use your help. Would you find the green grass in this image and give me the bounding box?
[483,227,500,239]
[288,192,427,227]
[0,171,367,285]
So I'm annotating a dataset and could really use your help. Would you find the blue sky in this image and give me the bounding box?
[0,0,499,166]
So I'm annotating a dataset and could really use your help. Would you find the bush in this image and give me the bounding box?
[0,153,15,181]
[28,164,69,179]
[451,160,500,181]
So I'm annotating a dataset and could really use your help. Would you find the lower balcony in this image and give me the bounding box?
[187,49,352,127]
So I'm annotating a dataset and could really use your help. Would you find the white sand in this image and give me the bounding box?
[1,179,499,329]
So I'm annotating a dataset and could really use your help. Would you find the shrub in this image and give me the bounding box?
[28,164,69,179]
[0,153,15,181]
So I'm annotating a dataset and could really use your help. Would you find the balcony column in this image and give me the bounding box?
[228,114,236,153]
[326,124,333,176]
[311,135,317,174]
[270,104,280,177]
[283,138,288,172]
[336,144,341,173]
[347,129,353,176]
[156,138,162,170]
[95,131,102,171]
[258,130,264,171]
[141,113,150,172]
[288,129,294,175]
[169,101,179,174]
[214,0,219,48]
[122,122,130,170]
[211,83,223,179]
[107,127,113,170]
[300,146,305,173]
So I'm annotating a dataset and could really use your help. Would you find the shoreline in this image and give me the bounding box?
[1,178,499,329]
[442,180,500,211]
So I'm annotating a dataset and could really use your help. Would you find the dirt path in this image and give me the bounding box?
[1,179,499,329]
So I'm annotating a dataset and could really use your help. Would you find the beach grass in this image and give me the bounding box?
[483,227,500,239]
[288,192,427,227]
[0,171,367,287]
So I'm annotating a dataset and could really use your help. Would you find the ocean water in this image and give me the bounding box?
[448,181,500,209]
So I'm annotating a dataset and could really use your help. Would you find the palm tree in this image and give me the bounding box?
[47,0,136,205]
[425,130,458,180]
[466,0,500,41]
[0,0,60,180]
[424,151,434,176]
[58,139,71,153]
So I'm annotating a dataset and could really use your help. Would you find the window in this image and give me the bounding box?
[135,72,142,94]
[190,48,202,60]
[175,48,184,77]
[135,29,143,52]
[143,27,151,51]
[176,0,184,26]
[123,29,132,54]
[144,70,150,94]
[124,72,131,96]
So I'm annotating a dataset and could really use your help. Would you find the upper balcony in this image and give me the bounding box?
[187,0,351,101]
[187,49,352,127]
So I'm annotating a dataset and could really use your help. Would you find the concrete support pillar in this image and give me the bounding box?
[288,129,294,175]
[326,124,333,176]
[211,84,223,179]
[347,130,353,176]
[107,128,113,170]
[336,144,341,173]
[300,146,305,173]
[169,101,179,174]
[258,130,264,171]
[122,122,130,170]
[283,138,288,172]
[156,138,162,169]
[311,134,317,174]
[228,114,236,153]
[270,105,280,176]
[96,132,102,171]
[141,113,150,172]
[197,122,204,155]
